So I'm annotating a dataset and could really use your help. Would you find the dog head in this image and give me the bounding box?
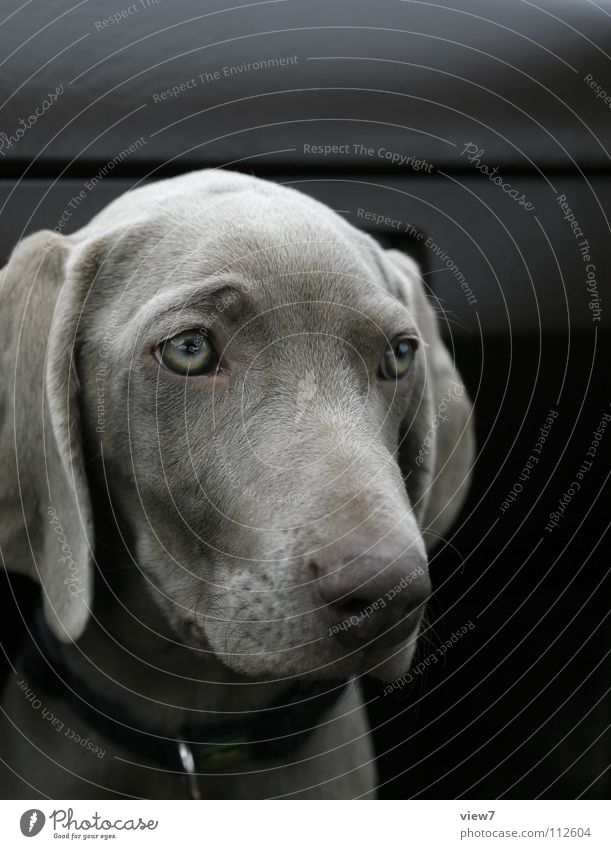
[0,171,474,682]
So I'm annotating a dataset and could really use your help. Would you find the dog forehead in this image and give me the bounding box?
[204,194,384,290]
[201,231,392,344]
[113,203,383,317]
[83,170,356,247]
[80,172,402,333]
[189,190,373,266]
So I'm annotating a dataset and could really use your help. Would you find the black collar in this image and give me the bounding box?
[20,607,348,779]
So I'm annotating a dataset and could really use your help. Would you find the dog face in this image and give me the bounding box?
[0,171,474,683]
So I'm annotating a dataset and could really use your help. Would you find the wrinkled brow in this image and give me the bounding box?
[126,277,255,338]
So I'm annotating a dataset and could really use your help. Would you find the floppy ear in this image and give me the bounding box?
[385,249,475,550]
[0,230,95,642]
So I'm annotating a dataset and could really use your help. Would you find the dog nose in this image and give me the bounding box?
[310,540,430,648]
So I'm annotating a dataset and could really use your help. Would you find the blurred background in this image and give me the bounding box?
[0,0,610,798]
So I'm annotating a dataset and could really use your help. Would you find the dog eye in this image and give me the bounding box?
[379,337,416,380]
[156,330,217,376]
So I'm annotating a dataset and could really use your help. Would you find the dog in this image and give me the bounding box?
[0,170,474,799]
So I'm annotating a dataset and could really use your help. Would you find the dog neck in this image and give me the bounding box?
[22,583,348,786]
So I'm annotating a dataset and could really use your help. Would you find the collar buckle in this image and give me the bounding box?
[177,741,201,800]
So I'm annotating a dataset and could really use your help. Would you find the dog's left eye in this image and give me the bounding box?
[379,337,416,380]
[156,330,217,376]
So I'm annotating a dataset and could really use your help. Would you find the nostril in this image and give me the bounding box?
[309,559,352,606]
[307,559,321,583]
[308,545,429,648]
[312,565,360,608]
[333,598,369,619]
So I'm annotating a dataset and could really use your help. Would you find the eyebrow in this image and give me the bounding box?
[362,289,420,340]
[127,277,255,338]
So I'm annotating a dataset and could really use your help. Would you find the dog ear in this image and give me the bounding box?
[385,249,475,550]
[0,230,96,642]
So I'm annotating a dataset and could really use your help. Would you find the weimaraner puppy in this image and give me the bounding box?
[0,170,474,799]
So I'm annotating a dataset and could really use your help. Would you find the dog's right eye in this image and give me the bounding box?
[155,330,217,376]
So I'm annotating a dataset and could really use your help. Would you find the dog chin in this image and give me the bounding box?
[209,647,365,683]
[177,612,421,686]
[206,635,419,685]
[362,636,419,681]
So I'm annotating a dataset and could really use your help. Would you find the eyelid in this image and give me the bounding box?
[391,333,419,349]
[159,326,208,344]
[380,334,419,356]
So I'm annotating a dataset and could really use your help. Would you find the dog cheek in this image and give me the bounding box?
[199,588,313,677]
[200,590,266,671]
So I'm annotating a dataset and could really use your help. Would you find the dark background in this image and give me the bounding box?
[1,0,610,798]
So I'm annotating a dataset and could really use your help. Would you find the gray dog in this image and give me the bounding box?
[0,170,474,799]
